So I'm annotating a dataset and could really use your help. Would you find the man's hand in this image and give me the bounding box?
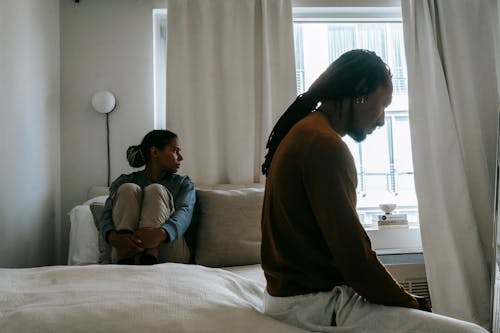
[108,231,144,259]
[135,228,168,249]
[415,295,432,312]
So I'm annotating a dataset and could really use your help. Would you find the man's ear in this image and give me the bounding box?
[354,79,369,96]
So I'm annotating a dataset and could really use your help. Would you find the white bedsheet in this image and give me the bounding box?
[0,263,305,333]
[223,264,266,284]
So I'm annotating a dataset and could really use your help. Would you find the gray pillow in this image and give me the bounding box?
[89,202,191,264]
[89,203,112,264]
[195,188,263,267]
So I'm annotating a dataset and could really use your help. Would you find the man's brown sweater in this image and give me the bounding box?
[261,111,419,309]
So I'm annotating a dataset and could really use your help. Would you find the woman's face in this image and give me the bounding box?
[348,84,393,142]
[151,138,183,173]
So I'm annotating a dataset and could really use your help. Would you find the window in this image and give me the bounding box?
[153,9,167,130]
[293,8,419,227]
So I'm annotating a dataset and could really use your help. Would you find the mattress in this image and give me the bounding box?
[0,263,305,333]
[223,264,266,284]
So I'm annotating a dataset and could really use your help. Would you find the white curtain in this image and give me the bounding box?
[402,0,499,328]
[166,0,296,185]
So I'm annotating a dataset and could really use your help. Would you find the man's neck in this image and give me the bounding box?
[317,100,351,137]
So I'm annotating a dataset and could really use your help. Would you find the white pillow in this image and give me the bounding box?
[195,188,264,267]
[67,205,99,265]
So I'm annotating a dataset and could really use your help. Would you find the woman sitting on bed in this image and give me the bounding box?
[100,130,196,265]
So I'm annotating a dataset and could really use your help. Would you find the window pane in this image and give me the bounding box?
[388,24,407,94]
[294,23,305,95]
[362,124,391,195]
[393,116,414,172]
[328,24,356,62]
[357,24,387,62]
[362,125,390,174]
[153,10,167,129]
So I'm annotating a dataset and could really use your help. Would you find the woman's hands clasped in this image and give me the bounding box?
[108,232,144,259]
[109,228,168,259]
[135,228,169,249]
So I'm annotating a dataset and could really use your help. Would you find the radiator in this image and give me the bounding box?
[385,263,431,306]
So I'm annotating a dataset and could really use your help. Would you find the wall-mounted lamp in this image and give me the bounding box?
[91,90,117,187]
[91,90,116,114]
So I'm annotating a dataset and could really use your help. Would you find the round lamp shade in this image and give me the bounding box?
[91,90,116,114]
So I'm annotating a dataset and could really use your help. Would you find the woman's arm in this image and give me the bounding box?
[161,177,196,242]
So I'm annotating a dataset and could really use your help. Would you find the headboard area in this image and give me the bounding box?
[87,183,264,200]
[87,186,110,200]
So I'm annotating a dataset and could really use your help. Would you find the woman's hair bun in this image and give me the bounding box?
[126,145,146,168]
[126,130,178,168]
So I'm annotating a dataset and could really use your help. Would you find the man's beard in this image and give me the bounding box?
[346,104,367,142]
[348,127,366,142]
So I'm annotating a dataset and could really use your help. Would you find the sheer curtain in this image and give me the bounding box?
[402,0,499,327]
[166,0,296,185]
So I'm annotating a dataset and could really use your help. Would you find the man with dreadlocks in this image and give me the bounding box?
[260,50,486,333]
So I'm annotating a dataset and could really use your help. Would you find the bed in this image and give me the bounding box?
[0,184,428,332]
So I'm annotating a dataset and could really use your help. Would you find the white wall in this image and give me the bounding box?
[0,0,60,267]
[59,0,166,263]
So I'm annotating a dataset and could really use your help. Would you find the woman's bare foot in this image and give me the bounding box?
[117,257,135,265]
[139,247,159,265]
